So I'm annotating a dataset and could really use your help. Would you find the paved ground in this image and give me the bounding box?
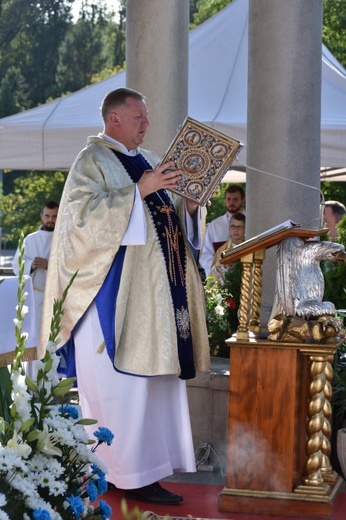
[163,469,226,486]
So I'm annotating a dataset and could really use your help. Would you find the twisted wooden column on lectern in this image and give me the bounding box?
[321,356,337,484]
[236,254,252,339]
[249,250,265,332]
[303,356,326,487]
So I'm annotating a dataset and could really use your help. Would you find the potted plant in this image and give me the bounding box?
[0,237,114,519]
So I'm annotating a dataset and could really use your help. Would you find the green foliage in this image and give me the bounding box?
[1,170,67,248]
[333,340,346,424]
[0,0,125,115]
[321,181,346,203]
[322,216,346,310]
[0,0,74,114]
[0,67,30,117]
[0,366,12,424]
[204,261,242,358]
[56,2,109,94]
[323,0,346,68]
[190,0,233,28]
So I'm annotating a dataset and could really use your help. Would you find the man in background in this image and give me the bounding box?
[199,184,245,276]
[12,200,59,337]
[324,200,346,241]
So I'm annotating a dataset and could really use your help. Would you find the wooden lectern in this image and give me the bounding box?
[217,225,345,518]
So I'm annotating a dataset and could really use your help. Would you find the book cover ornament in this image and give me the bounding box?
[160,117,243,206]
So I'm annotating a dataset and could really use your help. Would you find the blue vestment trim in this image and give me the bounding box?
[57,247,126,380]
[95,246,126,363]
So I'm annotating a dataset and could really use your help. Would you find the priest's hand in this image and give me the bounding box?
[137,161,182,199]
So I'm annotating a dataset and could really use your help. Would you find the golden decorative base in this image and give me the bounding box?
[219,476,345,518]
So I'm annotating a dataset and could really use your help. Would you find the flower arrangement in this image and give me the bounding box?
[204,261,242,358]
[0,237,113,520]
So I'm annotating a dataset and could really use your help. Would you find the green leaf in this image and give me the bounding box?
[55,377,76,388]
[44,358,53,373]
[76,418,98,426]
[25,376,39,393]
[26,429,40,442]
[53,386,72,398]
[0,366,13,423]
[19,417,35,433]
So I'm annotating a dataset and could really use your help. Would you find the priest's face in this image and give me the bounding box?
[41,207,58,231]
[111,97,150,151]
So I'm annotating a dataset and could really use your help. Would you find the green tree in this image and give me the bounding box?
[1,170,67,248]
[56,5,106,93]
[323,0,346,68]
[0,0,74,114]
[323,216,346,310]
[112,0,126,68]
[0,66,30,116]
[191,0,232,28]
[321,181,346,205]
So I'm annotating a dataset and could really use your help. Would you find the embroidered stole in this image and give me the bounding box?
[112,150,195,379]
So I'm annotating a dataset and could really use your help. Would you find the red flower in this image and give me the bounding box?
[225,298,236,310]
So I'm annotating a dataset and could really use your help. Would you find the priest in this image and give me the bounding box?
[39,87,210,505]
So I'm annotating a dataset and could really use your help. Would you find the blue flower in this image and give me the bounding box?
[97,475,108,496]
[66,494,84,517]
[93,427,114,446]
[86,481,98,502]
[91,465,105,478]
[33,510,51,520]
[58,404,79,419]
[99,499,112,520]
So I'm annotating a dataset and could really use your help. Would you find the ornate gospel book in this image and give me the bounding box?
[160,117,243,206]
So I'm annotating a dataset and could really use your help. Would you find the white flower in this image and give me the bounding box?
[29,453,64,478]
[15,304,29,318]
[11,474,37,498]
[0,451,19,471]
[1,251,113,519]
[215,304,225,316]
[6,432,32,458]
[11,371,31,424]
[36,424,63,457]
[49,479,68,497]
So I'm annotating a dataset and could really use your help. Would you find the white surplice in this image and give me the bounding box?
[74,303,196,489]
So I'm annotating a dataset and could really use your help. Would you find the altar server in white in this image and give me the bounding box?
[12,201,59,336]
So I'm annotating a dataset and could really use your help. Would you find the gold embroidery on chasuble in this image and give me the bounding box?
[176,306,191,340]
[155,203,185,286]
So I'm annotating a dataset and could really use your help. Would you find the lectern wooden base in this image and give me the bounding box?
[218,338,345,518]
[218,478,344,518]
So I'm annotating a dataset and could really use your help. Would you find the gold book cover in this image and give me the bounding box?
[160,116,243,206]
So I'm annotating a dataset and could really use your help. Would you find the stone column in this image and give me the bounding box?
[126,0,189,156]
[247,0,323,323]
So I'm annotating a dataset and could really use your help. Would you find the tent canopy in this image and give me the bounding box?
[0,0,345,171]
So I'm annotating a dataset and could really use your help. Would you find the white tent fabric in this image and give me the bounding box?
[0,0,345,171]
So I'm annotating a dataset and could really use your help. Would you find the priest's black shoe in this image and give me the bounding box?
[124,482,183,504]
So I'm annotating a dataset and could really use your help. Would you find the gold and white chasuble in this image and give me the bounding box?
[40,136,210,378]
